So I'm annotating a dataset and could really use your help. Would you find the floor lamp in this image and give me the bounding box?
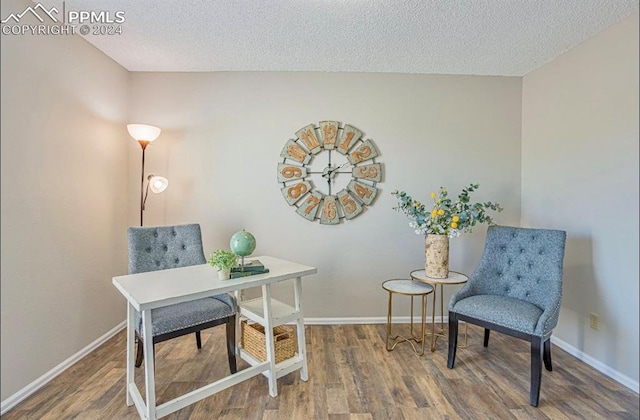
[127,124,169,226]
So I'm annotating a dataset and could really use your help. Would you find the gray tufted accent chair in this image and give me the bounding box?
[447,225,566,407]
[128,224,237,374]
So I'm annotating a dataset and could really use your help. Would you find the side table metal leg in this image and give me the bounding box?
[386,291,394,351]
[439,284,444,335]
[418,294,427,355]
[430,286,437,352]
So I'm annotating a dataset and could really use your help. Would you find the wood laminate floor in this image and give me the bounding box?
[3,324,638,419]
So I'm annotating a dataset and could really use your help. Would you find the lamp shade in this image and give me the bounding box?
[127,124,161,142]
[148,175,169,193]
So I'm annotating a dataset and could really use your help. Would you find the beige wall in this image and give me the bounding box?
[522,12,639,385]
[0,0,130,401]
[129,71,522,317]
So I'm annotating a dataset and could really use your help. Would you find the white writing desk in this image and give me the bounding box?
[112,256,317,420]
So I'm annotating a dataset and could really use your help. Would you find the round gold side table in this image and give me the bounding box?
[410,270,468,352]
[382,279,435,356]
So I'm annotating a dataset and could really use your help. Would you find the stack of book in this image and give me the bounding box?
[230,260,269,279]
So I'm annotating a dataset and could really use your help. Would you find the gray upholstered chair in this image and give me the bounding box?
[128,224,237,373]
[447,225,566,407]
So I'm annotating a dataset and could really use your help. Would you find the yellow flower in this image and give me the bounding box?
[452,215,460,222]
[431,210,437,218]
[437,209,445,216]
[451,222,458,229]
[430,192,436,198]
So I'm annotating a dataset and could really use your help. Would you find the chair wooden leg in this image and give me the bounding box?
[135,335,144,368]
[483,328,491,347]
[226,316,237,374]
[196,331,202,349]
[447,311,459,369]
[531,336,544,407]
[543,338,552,371]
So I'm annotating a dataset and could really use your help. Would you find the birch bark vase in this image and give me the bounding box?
[425,234,449,278]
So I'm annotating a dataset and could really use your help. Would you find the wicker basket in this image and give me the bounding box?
[241,320,296,363]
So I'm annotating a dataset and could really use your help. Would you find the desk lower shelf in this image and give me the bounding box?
[239,297,301,327]
[238,348,304,380]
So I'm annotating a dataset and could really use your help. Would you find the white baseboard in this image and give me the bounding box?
[304,316,445,325]
[3,317,637,415]
[0,320,126,415]
[551,336,639,394]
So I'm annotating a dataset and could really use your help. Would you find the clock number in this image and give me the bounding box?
[283,166,302,178]
[277,163,308,182]
[321,122,337,149]
[320,196,339,225]
[287,144,307,162]
[303,195,320,215]
[357,165,377,178]
[296,190,323,221]
[280,139,311,164]
[352,182,371,199]
[346,139,379,165]
[351,145,371,164]
[339,193,356,213]
[288,182,308,199]
[323,200,337,219]
[281,181,311,205]
[348,180,377,206]
[339,132,354,151]
[296,125,322,155]
[337,189,363,220]
[337,124,362,155]
[353,163,382,182]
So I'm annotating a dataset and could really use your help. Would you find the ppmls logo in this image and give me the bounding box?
[2,2,125,36]
[1,3,58,24]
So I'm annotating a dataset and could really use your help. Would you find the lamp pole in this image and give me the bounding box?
[138,140,150,226]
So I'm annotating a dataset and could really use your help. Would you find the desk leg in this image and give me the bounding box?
[294,277,308,381]
[126,303,135,406]
[234,290,241,355]
[261,284,278,397]
[141,310,157,420]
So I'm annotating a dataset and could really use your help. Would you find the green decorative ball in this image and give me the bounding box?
[230,230,256,257]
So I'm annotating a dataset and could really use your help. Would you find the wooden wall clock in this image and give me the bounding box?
[277,121,383,224]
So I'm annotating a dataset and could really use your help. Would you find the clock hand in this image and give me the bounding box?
[329,162,350,179]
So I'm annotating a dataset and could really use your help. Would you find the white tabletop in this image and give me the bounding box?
[410,270,468,285]
[382,279,434,295]
[112,256,317,311]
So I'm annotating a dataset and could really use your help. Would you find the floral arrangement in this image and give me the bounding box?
[391,183,503,238]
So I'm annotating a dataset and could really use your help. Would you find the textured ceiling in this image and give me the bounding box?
[42,0,638,76]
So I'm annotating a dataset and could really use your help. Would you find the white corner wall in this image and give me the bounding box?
[128,72,522,317]
[0,0,130,402]
[522,12,639,387]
